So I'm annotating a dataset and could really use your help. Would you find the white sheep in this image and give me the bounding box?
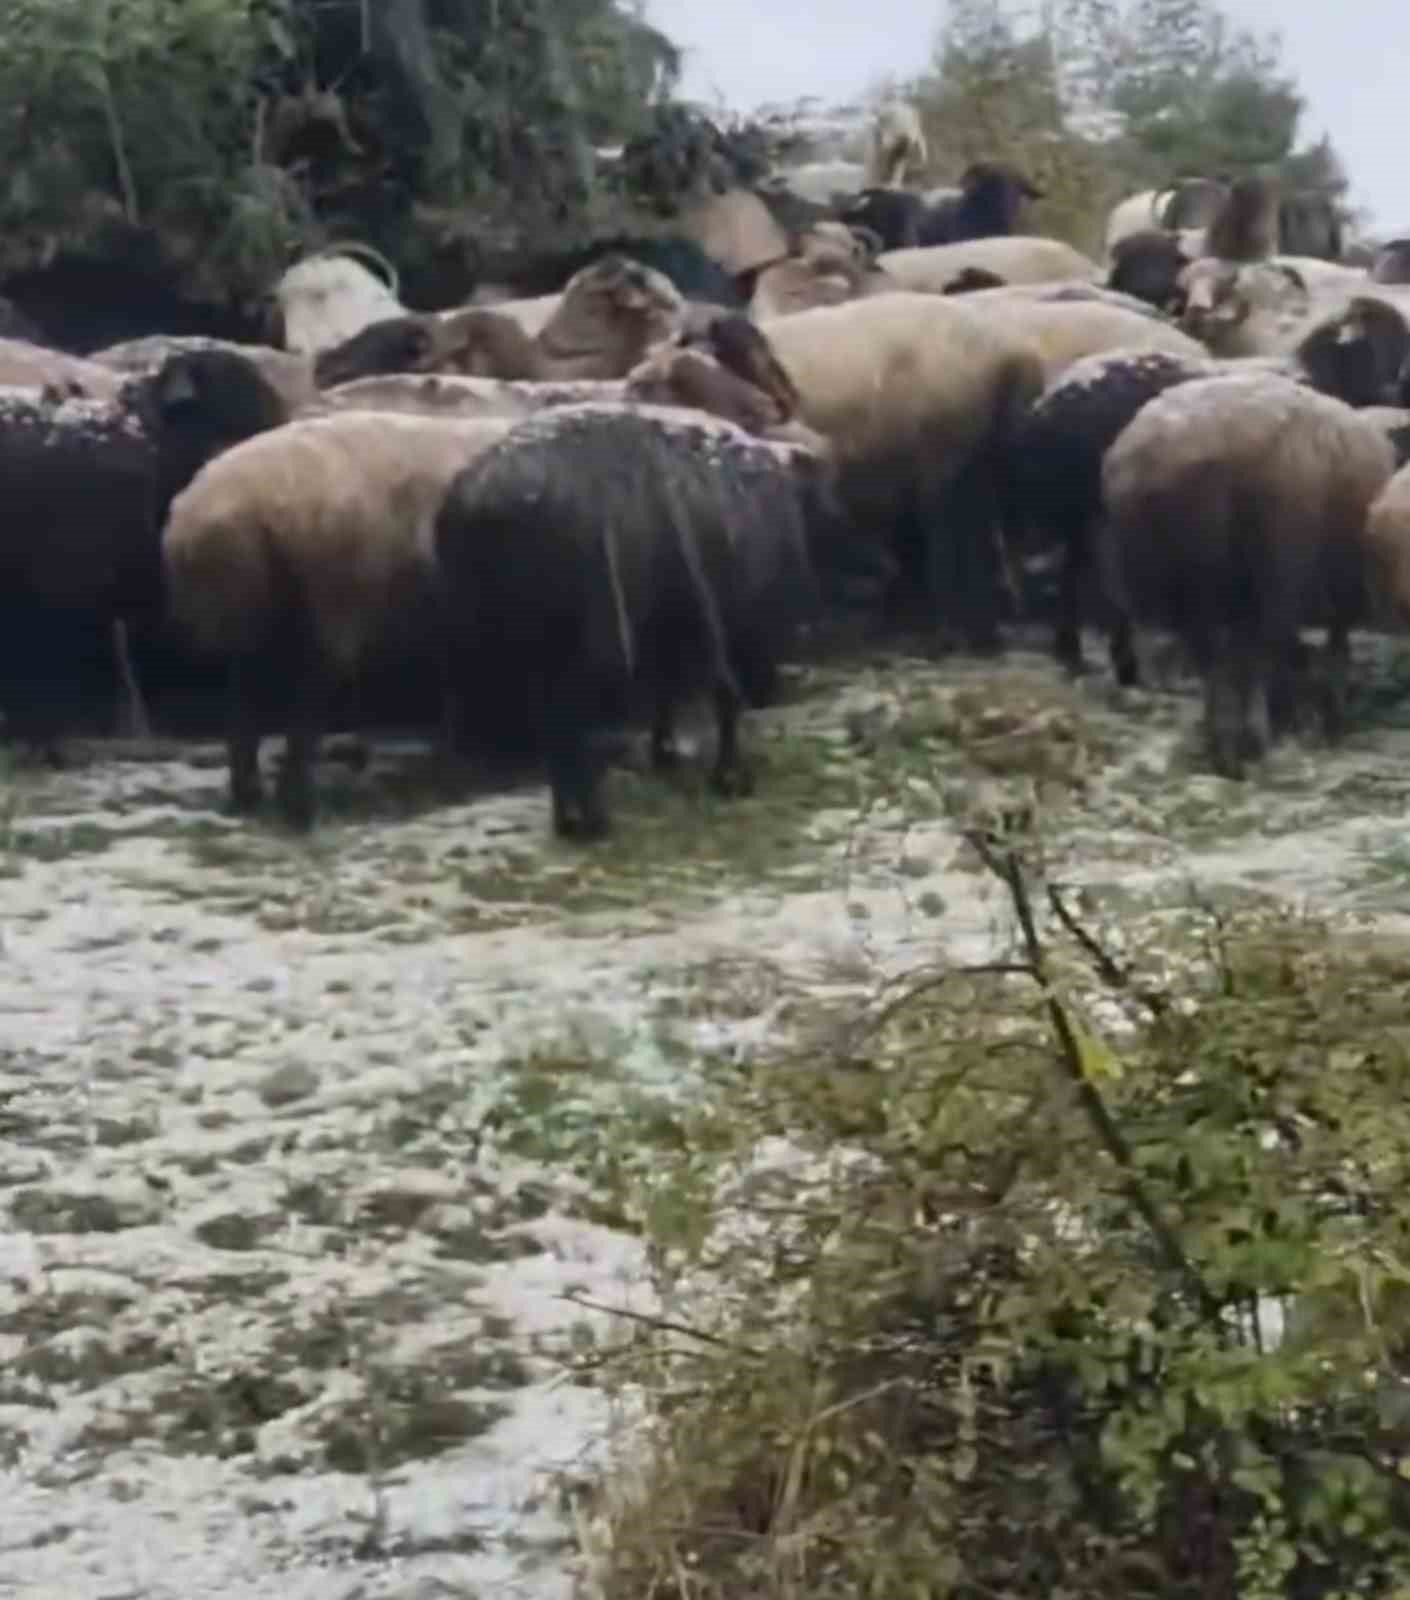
[269,244,405,356]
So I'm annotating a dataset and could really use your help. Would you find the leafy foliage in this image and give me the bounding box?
[580,831,1410,1598]
[0,0,681,300]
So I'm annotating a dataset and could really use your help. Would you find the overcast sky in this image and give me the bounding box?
[643,0,1405,234]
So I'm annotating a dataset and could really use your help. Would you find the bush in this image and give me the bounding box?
[577,824,1410,1599]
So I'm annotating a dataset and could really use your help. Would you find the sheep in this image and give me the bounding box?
[91,335,320,414]
[876,236,1099,294]
[1371,241,1410,286]
[162,412,515,827]
[1104,179,1230,255]
[1363,465,1410,624]
[842,161,1043,252]
[432,402,859,840]
[1100,372,1396,776]
[1107,229,1197,312]
[433,256,686,382]
[1009,348,1225,678]
[765,160,867,209]
[677,188,793,278]
[483,235,746,309]
[309,372,624,423]
[463,289,563,337]
[1203,175,1283,262]
[1288,296,1410,409]
[0,338,125,399]
[745,243,880,319]
[0,348,290,758]
[268,244,405,356]
[1278,190,1344,261]
[863,100,928,190]
[939,293,1207,385]
[1179,259,1410,375]
[687,295,1046,650]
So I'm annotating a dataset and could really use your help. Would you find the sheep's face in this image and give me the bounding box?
[1177,260,1248,339]
[1301,297,1410,408]
[700,314,800,423]
[625,346,787,435]
[557,256,685,356]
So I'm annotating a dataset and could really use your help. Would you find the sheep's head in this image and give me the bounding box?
[1295,296,1410,409]
[625,344,788,435]
[1108,229,1192,314]
[143,348,290,501]
[750,249,865,319]
[942,266,1008,295]
[694,313,801,424]
[313,314,442,389]
[1372,240,1410,287]
[542,255,686,373]
[1177,258,1253,343]
[268,249,404,356]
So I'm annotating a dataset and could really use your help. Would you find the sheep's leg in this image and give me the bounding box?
[275,653,330,832]
[543,670,608,841]
[933,460,1003,655]
[1054,514,1089,676]
[650,692,682,771]
[226,656,263,815]
[1319,620,1352,745]
[709,679,754,798]
[111,620,151,740]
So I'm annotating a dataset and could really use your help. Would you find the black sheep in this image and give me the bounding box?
[1010,348,1219,679]
[0,348,289,757]
[433,403,864,840]
[840,162,1041,252]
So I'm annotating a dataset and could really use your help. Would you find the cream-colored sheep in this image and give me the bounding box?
[306,372,624,422]
[163,411,514,827]
[1363,464,1410,625]
[949,294,1206,384]
[878,236,1099,293]
[1101,372,1396,777]
[0,338,125,399]
[692,293,1046,650]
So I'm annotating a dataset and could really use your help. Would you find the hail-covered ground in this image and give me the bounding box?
[5,632,1410,1599]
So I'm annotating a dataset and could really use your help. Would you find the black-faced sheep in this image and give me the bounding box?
[162,411,515,828]
[0,349,290,756]
[841,163,1043,252]
[1100,373,1396,776]
[877,235,1098,293]
[432,403,859,841]
[91,335,320,414]
[1106,229,1194,312]
[693,295,1046,651]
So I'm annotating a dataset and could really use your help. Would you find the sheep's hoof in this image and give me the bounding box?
[228,784,263,817]
[555,811,610,843]
[710,762,755,799]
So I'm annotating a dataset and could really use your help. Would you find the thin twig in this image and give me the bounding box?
[967,830,1220,1324]
[1045,880,1169,1019]
[557,1292,766,1357]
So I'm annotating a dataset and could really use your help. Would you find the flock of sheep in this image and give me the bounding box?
[3,98,1410,838]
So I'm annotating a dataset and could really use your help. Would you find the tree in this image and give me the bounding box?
[0,0,682,304]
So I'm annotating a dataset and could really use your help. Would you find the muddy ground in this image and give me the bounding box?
[4,631,1410,1599]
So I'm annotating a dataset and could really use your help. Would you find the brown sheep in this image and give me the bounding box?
[1100,372,1396,776]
